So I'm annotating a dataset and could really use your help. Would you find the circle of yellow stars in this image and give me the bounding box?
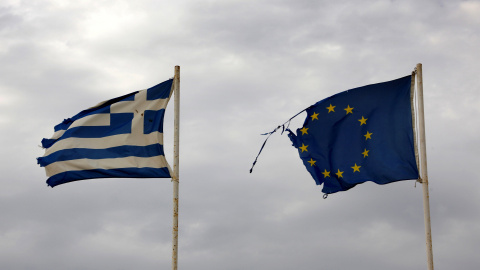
[299,103,373,179]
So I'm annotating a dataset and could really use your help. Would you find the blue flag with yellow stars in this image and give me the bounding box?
[287,75,419,195]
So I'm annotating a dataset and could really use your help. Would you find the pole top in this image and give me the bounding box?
[414,63,422,74]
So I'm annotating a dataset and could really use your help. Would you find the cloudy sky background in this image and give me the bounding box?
[1,0,479,269]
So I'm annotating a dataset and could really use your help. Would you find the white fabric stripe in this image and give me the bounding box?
[45,155,170,177]
[44,132,163,156]
[51,129,65,140]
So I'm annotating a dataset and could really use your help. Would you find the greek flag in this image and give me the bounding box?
[37,79,173,187]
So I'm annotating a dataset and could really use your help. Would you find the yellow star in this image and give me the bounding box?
[299,143,308,152]
[344,105,354,114]
[364,131,373,140]
[322,169,330,178]
[310,112,319,120]
[326,104,336,113]
[358,116,367,125]
[362,148,369,158]
[307,158,316,166]
[335,169,344,178]
[351,163,361,172]
[300,127,309,135]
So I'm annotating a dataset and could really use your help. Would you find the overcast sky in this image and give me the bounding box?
[1,0,479,269]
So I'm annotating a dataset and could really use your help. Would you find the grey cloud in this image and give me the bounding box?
[1,0,480,269]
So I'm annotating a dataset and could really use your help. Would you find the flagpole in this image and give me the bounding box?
[172,66,180,270]
[416,63,434,270]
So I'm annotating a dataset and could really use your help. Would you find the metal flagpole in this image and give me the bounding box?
[416,63,434,270]
[172,66,180,270]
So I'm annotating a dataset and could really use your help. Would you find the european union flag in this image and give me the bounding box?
[288,75,419,194]
[37,79,173,187]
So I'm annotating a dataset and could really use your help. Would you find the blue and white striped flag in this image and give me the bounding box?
[37,79,173,187]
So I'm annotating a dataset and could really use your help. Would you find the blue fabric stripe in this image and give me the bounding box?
[41,138,58,149]
[60,113,134,138]
[37,144,165,167]
[46,167,171,187]
[42,113,134,148]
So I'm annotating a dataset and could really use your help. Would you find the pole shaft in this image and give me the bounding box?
[172,66,180,270]
[416,63,434,270]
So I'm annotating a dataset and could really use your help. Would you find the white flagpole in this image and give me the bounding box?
[172,66,180,270]
[416,63,434,270]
